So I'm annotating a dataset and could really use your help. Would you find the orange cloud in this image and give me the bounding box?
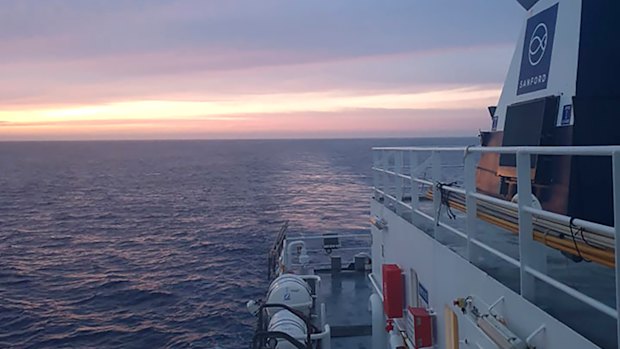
[0,85,498,140]
[0,86,498,123]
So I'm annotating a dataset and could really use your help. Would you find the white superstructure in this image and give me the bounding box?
[370,145,620,348]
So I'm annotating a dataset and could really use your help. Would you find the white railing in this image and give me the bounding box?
[372,145,620,348]
[281,233,372,271]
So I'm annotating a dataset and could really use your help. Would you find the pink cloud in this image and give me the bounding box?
[0,108,487,141]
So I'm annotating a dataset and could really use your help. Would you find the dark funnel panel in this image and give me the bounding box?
[517,0,540,10]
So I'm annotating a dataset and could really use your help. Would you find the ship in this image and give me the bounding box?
[247,1,620,348]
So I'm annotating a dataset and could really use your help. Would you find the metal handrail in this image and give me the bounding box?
[374,167,615,239]
[268,221,289,280]
[371,145,620,347]
[373,145,620,155]
[283,233,371,271]
[285,233,371,242]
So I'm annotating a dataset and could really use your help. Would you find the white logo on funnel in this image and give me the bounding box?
[528,22,548,66]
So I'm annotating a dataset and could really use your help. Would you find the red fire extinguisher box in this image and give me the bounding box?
[382,264,404,318]
[407,307,433,348]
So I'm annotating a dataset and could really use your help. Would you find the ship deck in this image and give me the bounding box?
[271,228,373,349]
[315,269,371,349]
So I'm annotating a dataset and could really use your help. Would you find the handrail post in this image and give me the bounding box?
[464,150,477,263]
[410,151,419,224]
[372,150,379,197]
[432,151,441,238]
[382,150,389,202]
[517,151,547,300]
[517,151,534,299]
[395,151,404,215]
[612,151,620,349]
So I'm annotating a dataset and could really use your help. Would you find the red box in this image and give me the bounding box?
[382,264,404,318]
[406,307,432,348]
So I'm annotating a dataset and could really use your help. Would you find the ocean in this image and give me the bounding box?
[0,138,477,348]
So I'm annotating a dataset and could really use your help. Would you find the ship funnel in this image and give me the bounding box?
[479,0,620,226]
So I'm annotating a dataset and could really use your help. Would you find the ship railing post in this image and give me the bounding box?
[516,151,547,300]
[464,149,477,263]
[372,150,379,198]
[431,151,441,238]
[612,150,620,349]
[395,151,404,215]
[410,150,419,225]
[517,151,534,299]
[382,150,388,203]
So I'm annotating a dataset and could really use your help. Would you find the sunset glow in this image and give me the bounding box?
[2,87,499,124]
[0,86,501,139]
[0,1,522,140]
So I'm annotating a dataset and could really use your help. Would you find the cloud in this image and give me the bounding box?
[0,44,512,109]
[1,1,523,57]
[0,84,498,140]
[0,108,489,141]
[0,0,524,139]
[0,85,499,123]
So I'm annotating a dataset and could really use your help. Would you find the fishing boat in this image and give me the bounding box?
[247,1,620,348]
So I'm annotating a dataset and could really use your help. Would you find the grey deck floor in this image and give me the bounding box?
[316,270,371,349]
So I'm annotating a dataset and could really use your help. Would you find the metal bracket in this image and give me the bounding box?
[488,296,505,314]
[526,324,546,347]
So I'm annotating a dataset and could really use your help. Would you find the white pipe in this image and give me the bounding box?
[323,324,331,349]
[523,205,615,237]
[355,251,372,260]
[389,329,406,349]
[471,238,521,268]
[373,146,467,152]
[368,273,384,300]
[525,266,617,319]
[413,177,433,186]
[370,293,387,349]
[470,145,620,156]
[307,324,331,349]
[300,274,321,289]
[374,189,413,211]
[413,207,523,268]
[526,324,546,346]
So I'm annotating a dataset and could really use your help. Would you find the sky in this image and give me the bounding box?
[0,0,525,140]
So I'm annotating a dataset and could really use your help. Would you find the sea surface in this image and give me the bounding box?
[0,138,476,349]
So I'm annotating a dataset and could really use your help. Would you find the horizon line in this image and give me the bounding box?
[0,134,480,143]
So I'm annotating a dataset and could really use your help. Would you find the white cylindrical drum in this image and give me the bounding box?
[268,310,308,349]
[266,274,312,316]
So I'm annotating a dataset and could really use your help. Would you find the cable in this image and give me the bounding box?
[578,225,597,248]
[568,217,591,263]
[436,181,458,224]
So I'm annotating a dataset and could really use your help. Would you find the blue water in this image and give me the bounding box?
[0,138,475,348]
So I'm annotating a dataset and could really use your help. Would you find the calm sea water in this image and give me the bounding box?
[0,138,476,348]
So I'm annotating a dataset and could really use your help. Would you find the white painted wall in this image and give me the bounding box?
[371,200,599,349]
